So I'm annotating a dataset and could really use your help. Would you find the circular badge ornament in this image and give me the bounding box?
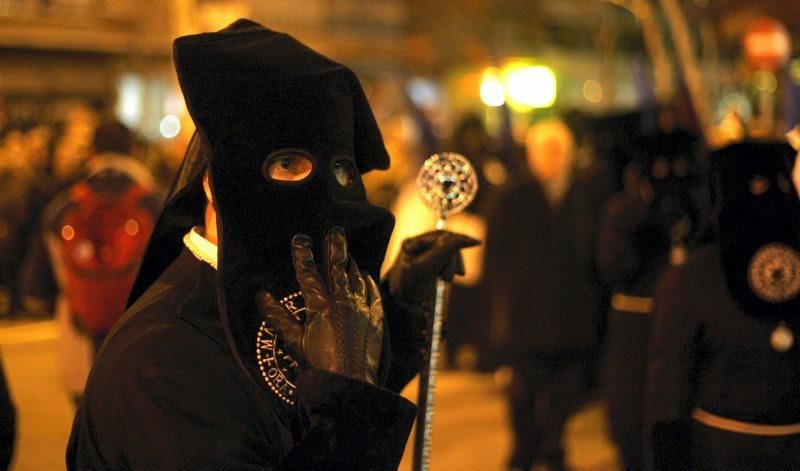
[747,243,800,303]
[256,291,305,405]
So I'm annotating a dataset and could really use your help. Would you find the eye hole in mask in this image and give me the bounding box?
[673,158,688,178]
[651,158,670,180]
[749,175,770,196]
[332,157,357,187]
[263,150,315,183]
[777,175,791,194]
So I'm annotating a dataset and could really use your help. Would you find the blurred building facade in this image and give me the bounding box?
[0,0,173,127]
[0,0,408,137]
[3,1,799,145]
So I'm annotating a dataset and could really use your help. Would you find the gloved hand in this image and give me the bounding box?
[256,227,384,384]
[386,230,480,306]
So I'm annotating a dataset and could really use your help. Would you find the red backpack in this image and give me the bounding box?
[60,181,155,335]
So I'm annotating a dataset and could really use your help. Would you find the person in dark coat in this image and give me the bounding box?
[645,141,800,470]
[67,19,476,469]
[486,118,606,471]
[597,129,703,470]
[0,128,49,319]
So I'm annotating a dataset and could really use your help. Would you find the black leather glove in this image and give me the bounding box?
[257,227,384,384]
[386,230,480,306]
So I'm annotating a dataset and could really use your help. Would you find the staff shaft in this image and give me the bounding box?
[413,277,449,471]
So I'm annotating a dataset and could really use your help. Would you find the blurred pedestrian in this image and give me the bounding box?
[0,131,32,318]
[597,128,703,470]
[445,114,511,370]
[0,127,52,318]
[485,118,606,471]
[20,119,161,402]
[645,141,800,470]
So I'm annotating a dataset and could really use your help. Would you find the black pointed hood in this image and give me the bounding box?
[130,19,395,386]
[711,140,800,319]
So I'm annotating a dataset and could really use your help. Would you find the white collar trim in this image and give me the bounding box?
[183,226,218,270]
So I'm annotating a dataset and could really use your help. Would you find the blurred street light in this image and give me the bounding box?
[503,63,557,110]
[753,70,778,93]
[159,115,181,139]
[479,63,558,110]
[480,67,506,107]
[116,74,145,130]
[743,17,791,73]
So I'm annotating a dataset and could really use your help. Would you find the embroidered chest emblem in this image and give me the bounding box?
[747,243,800,303]
[256,291,305,405]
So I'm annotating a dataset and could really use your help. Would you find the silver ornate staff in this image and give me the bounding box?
[413,152,478,471]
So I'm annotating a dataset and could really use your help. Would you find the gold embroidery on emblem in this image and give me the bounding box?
[255,291,304,405]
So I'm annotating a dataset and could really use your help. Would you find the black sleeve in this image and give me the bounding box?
[379,280,426,393]
[67,339,280,470]
[68,331,415,470]
[284,369,417,470]
[644,264,701,470]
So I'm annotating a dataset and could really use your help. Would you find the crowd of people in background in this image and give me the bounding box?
[0,101,178,468]
[0,88,798,469]
[0,100,183,322]
[388,100,800,469]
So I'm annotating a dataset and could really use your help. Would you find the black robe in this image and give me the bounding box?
[645,246,800,470]
[595,191,671,471]
[67,248,416,470]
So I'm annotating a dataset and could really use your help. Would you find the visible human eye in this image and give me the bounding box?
[332,158,357,187]
[264,152,314,182]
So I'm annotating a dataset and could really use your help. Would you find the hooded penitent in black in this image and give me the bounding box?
[596,127,705,471]
[131,18,395,382]
[68,20,418,470]
[712,141,800,319]
[646,141,800,470]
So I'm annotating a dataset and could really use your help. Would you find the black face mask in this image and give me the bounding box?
[631,129,704,245]
[712,141,800,319]
[648,161,700,234]
[132,19,395,383]
[203,76,396,294]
